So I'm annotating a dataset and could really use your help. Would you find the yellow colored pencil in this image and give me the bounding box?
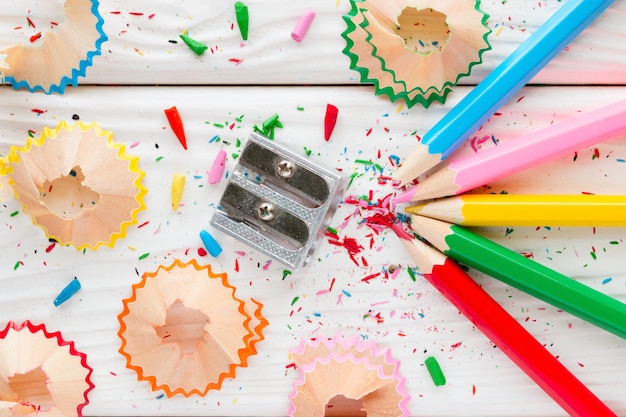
[406,194,626,227]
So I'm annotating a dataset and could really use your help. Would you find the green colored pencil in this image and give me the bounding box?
[409,214,626,340]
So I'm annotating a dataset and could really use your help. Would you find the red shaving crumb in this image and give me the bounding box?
[342,193,413,242]
[235,259,240,272]
[364,311,384,323]
[164,106,187,149]
[197,247,208,257]
[325,191,413,271]
[26,17,35,28]
[593,148,600,159]
[470,135,491,152]
[45,243,56,253]
[109,10,121,14]
[31,108,46,114]
[324,103,339,141]
[29,32,42,42]
[327,234,364,266]
[148,13,155,19]
[285,363,296,369]
[129,11,144,16]
[137,221,149,228]
[361,272,380,283]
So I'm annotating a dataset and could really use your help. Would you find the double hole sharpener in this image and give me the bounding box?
[211,132,344,269]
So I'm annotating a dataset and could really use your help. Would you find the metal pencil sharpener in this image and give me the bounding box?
[210,132,344,269]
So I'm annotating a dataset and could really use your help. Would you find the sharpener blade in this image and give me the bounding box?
[211,132,343,269]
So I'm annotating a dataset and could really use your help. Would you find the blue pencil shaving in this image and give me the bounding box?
[54,277,81,306]
[200,229,222,257]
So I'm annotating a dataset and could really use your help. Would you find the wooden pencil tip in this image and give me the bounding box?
[405,203,425,214]
[391,143,444,186]
[409,215,452,252]
[403,236,449,274]
[393,187,418,204]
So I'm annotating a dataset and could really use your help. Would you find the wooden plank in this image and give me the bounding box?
[0,85,625,416]
[0,0,625,87]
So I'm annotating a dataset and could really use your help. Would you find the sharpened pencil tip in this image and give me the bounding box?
[393,187,418,204]
[405,203,425,214]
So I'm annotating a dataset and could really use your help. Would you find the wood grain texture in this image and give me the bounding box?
[1,0,625,86]
[1,85,625,416]
[1,0,626,416]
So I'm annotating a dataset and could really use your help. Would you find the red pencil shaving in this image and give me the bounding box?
[324,103,338,141]
[164,106,187,150]
[29,32,42,43]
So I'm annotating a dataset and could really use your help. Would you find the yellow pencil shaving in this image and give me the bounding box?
[171,173,186,211]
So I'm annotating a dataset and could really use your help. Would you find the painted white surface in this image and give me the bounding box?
[1,1,625,416]
[0,0,625,86]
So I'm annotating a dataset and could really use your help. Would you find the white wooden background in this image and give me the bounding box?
[1,1,625,416]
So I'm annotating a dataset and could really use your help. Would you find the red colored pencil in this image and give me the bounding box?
[401,237,616,417]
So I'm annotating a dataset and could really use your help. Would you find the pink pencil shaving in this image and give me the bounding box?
[292,10,315,42]
[208,149,227,184]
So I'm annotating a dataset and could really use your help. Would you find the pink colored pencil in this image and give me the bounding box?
[395,98,626,203]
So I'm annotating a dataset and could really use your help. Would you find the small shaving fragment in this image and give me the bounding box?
[425,356,446,386]
[54,278,81,307]
[200,229,222,257]
[171,173,186,211]
[179,33,208,56]
[324,103,338,141]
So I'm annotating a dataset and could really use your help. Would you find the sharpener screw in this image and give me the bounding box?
[257,202,276,221]
[276,160,295,178]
